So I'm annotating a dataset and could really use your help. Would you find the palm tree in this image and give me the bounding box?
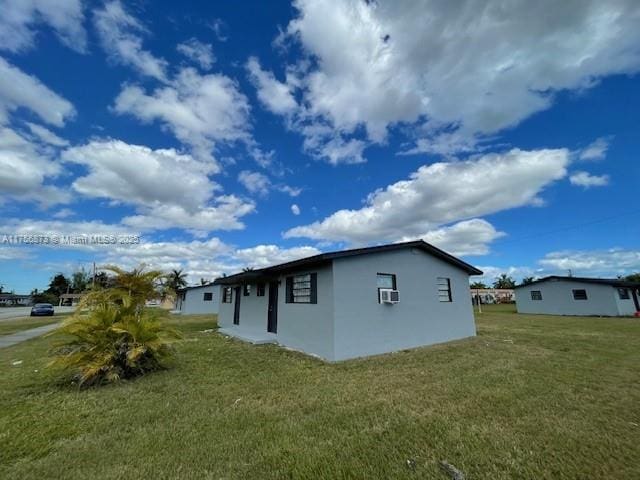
[166,269,188,292]
[493,273,516,289]
[103,264,165,315]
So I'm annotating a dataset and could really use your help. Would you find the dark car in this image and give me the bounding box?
[30,303,55,316]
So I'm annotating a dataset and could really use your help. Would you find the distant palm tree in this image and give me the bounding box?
[493,273,516,289]
[166,269,188,292]
[242,267,255,272]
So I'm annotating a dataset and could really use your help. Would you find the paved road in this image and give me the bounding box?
[0,322,61,349]
[0,306,75,322]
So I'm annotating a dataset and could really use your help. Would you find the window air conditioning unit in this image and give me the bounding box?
[379,289,400,304]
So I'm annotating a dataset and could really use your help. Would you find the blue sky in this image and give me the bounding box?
[0,0,639,293]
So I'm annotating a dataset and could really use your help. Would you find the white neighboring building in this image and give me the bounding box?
[515,276,640,316]
[175,284,220,315]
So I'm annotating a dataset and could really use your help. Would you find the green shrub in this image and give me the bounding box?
[49,285,181,387]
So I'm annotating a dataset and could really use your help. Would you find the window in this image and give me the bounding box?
[530,290,542,301]
[203,292,213,302]
[437,277,452,302]
[222,287,232,303]
[618,288,630,299]
[376,273,396,289]
[572,289,588,300]
[257,282,266,296]
[376,273,397,303]
[286,273,317,303]
[243,284,251,296]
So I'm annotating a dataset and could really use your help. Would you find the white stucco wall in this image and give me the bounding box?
[217,286,235,329]
[216,266,335,360]
[179,285,220,315]
[614,287,637,315]
[276,264,335,360]
[331,248,476,361]
[515,280,620,316]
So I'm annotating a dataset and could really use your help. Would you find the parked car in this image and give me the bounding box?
[30,303,55,316]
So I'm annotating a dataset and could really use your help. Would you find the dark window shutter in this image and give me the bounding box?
[310,273,317,304]
[285,276,293,303]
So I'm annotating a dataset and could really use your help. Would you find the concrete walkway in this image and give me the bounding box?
[0,322,61,349]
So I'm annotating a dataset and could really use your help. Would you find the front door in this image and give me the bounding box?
[267,281,278,333]
[233,286,241,325]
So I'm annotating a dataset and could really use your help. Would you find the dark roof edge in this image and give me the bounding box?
[214,240,482,285]
[513,275,640,289]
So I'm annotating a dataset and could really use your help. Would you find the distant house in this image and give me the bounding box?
[59,293,84,306]
[175,284,220,315]
[514,276,640,316]
[0,293,32,306]
[214,240,482,361]
[470,288,514,304]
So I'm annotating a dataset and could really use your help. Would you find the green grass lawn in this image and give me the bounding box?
[0,313,70,336]
[1,308,639,479]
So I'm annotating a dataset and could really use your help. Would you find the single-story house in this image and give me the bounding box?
[214,240,482,361]
[470,288,515,304]
[0,293,32,306]
[59,293,84,306]
[175,284,221,315]
[514,276,640,316]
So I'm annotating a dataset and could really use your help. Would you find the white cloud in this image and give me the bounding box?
[539,249,640,277]
[238,170,270,197]
[94,0,168,81]
[113,68,251,166]
[63,140,217,209]
[25,122,69,147]
[285,148,569,244]
[52,208,75,219]
[0,0,86,53]
[232,244,321,269]
[279,185,302,197]
[579,137,609,161]
[0,216,320,284]
[257,0,640,159]
[246,57,298,116]
[569,171,610,188]
[177,38,215,70]
[121,198,255,235]
[0,57,75,127]
[0,245,32,261]
[399,219,505,257]
[0,127,70,206]
[62,140,255,233]
[291,204,301,216]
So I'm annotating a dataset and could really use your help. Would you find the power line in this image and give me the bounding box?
[493,209,640,246]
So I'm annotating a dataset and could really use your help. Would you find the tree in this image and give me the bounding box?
[623,273,640,283]
[93,271,115,289]
[71,268,91,293]
[103,264,165,310]
[493,273,516,289]
[200,278,209,286]
[46,274,70,302]
[470,281,487,289]
[166,269,188,293]
[49,281,181,387]
[520,276,536,286]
